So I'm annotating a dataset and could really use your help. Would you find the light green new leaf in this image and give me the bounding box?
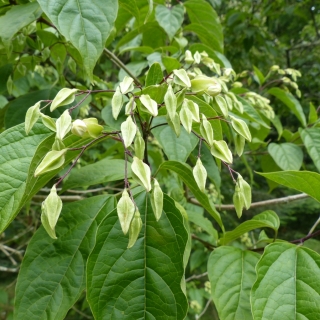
[14,195,115,320]
[300,128,320,172]
[0,2,42,48]
[257,171,320,202]
[159,161,223,229]
[208,247,260,320]
[253,65,265,85]
[87,192,188,320]
[268,142,303,171]
[251,242,320,320]
[155,4,184,41]
[220,210,279,245]
[268,87,306,127]
[37,0,118,79]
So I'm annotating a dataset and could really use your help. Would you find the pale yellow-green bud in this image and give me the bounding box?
[234,135,245,157]
[194,51,201,64]
[140,94,158,116]
[34,149,67,177]
[185,99,200,122]
[56,110,72,140]
[232,81,243,88]
[125,97,137,115]
[40,113,56,132]
[230,115,252,141]
[239,70,249,77]
[214,95,228,117]
[184,50,194,64]
[127,210,142,248]
[193,158,207,193]
[210,140,233,164]
[191,75,221,96]
[233,184,244,219]
[50,88,78,112]
[237,174,251,209]
[281,77,291,84]
[134,130,145,160]
[71,119,87,137]
[200,114,214,146]
[112,87,123,120]
[119,76,134,94]
[173,69,191,88]
[179,103,193,133]
[164,84,177,121]
[52,137,65,151]
[121,116,137,148]
[131,157,151,191]
[117,189,135,235]
[166,113,181,137]
[25,101,41,135]
[270,65,279,72]
[82,118,103,138]
[150,179,163,221]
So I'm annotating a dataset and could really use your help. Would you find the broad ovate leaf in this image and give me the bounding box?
[117,189,135,235]
[25,101,41,135]
[131,157,151,192]
[121,116,137,148]
[50,88,78,112]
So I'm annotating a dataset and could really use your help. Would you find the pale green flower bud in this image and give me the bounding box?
[41,185,62,239]
[134,130,145,160]
[232,82,243,88]
[40,113,56,132]
[140,94,158,116]
[127,210,142,248]
[233,184,244,219]
[214,95,228,117]
[234,135,245,157]
[239,71,249,77]
[119,76,134,94]
[150,179,163,221]
[131,157,151,192]
[121,116,137,148]
[200,114,214,146]
[166,113,181,137]
[112,87,123,120]
[270,65,280,72]
[191,75,221,96]
[56,110,72,140]
[34,149,67,176]
[117,189,135,235]
[52,138,65,151]
[164,84,177,121]
[125,97,137,115]
[25,101,41,135]
[194,51,201,64]
[210,140,233,164]
[71,119,87,137]
[230,116,251,141]
[193,158,207,193]
[184,50,194,64]
[82,118,103,138]
[50,88,78,112]
[179,103,193,133]
[185,99,200,122]
[173,69,191,88]
[282,77,291,84]
[237,174,251,209]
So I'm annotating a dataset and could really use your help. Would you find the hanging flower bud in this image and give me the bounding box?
[125,97,137,115]
[173,69,191,88]
[41,185,62,239]
[191,75,222,96]
[56,110,72,140]
[233,184,244,218]
[200,114,214,146]
[82,118,103,138]
[185,99,200,122]
[140,94,158,116]
[193,158,207,193]
[127,209,142,248]
[25,101,41,134]
[184,50,194,64]
[150,179,163,221]
[119,76,134,94]
[34,149,67,177]
[112,87,123,120]
[234,135,245,157]
[166,113,181,137]
[179,102,193,133]
[237,174,251,209]
[121,116,137,148]
[117,189,135,235]
[214,95,228,117]
[210,140,233,164]
[194,51,201,64]
[40,112,56,132]
[131,157,151,191]
[230,115,252,141]
[50,88,78,112]
[71,119,87,137]
[134,130,145,160]
[52,138,65,151]
[164,84,177,121]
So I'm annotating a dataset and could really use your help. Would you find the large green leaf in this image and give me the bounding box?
[268,88,306,127]
[208,247,260,320]
[14,195,115,320]
[119,0,140,25]
[219,210,280,245]
[0,123,52,233]
[268,142,303,171]
[159,161,223,229]
[155,4,184,41]
[0,2,42,48]
[184,0,223,52]
[152,117,198,162]
[87,192,189,320]
[251,242,320,320]
[257,171,320,202]
[62,159,128,190]
[37,0,118,79]
[300,128,320,172]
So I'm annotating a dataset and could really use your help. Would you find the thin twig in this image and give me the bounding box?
[191,234,215,250]
[0,266,19,273]
[186,272,208,282]
[291,229,320,244]
[308,215,320,235]
[196,299,211,320]
[71,306,93,319]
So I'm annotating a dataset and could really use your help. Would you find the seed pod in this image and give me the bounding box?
[131,157,151,191]
[233,184,244,219]
[40,112,56,132]
[127,210,142,248]
[125,97,137,115]
[179,103,193,133]
[134,130,145,160]
[112,87,123,120]
[71,119,87,137]
[34,149,67,177]
[56,110,72,140]
[230,115,252,141]
[119,76,134,94]
[25,101,41,134]
[210,140,233,164]
[184,50,194,64]
[140,94,158,116]
[150,179,163,221]
[173,69,191,88]
[185,99,200,122]
[200,114,214,146]
[121,116,137,148]
[41,185,63,239]
[237,174,251,209]
[117,189,135,235]
[214,95,228,117]
[191,75,221,96]
[166,113,181,137]
[193,158,207,193]
[50,88,78,112]
[234,135,245,156]
[164,84,177,121]
[82,118,103,138]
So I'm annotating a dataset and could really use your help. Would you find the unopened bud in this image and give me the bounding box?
[230,116,251,141]
[179,103,193,133]
[210,140,233,164]
[56,110,72,140]
[112,87,123,120]
[117,189,135,235]
[82,118,103,138]
[34,149,67,176]
[140,94,158,116]
[150,179,163,221]
[134,130,145,160]
[164,84,177,120]
[191,75,221,96]
[125,97,137,115]
[40,113,56,132]
[127,210,142,248]
[166,113,181,137]
[50,88,78,112]
[194,51,201,64]
[270,65,279,72]
[71,119,87,137]
[214,95,228,117]
[173,69,191,88]
[119,76,134,94]
[131,157,151,191]
[25,101,41,134]
[184,50,194,64]
[200,114,214,146]
[237,174,251,209]
[233,184,244,218]
[185,99,200,122]
[193,158,207,193]
[234,135,245,156]
[121,116,137,148]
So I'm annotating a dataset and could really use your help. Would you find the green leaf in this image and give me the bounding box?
[62,159,128,190]
[308,102,318,124]
[119,0,140,25]
[300,128,320,172]
[87,192,188,319]
[187,211,218,241]
[159,161,223,229]
[162,56,181,74]
[208,247,260,320]
[267,142,303,171]
[37,0,118,79]
[251,242,320,320]
[14,195,115,320]
[219,210,280,245]
[0,2,42,48]
[0,123,52,233]
[257,171,320,202]
[152,117,198,162]
[145,62,163,86]
[268,87,306,127]
[184,0,223,52]
[155,4,184,41]
[253,65,265,85]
